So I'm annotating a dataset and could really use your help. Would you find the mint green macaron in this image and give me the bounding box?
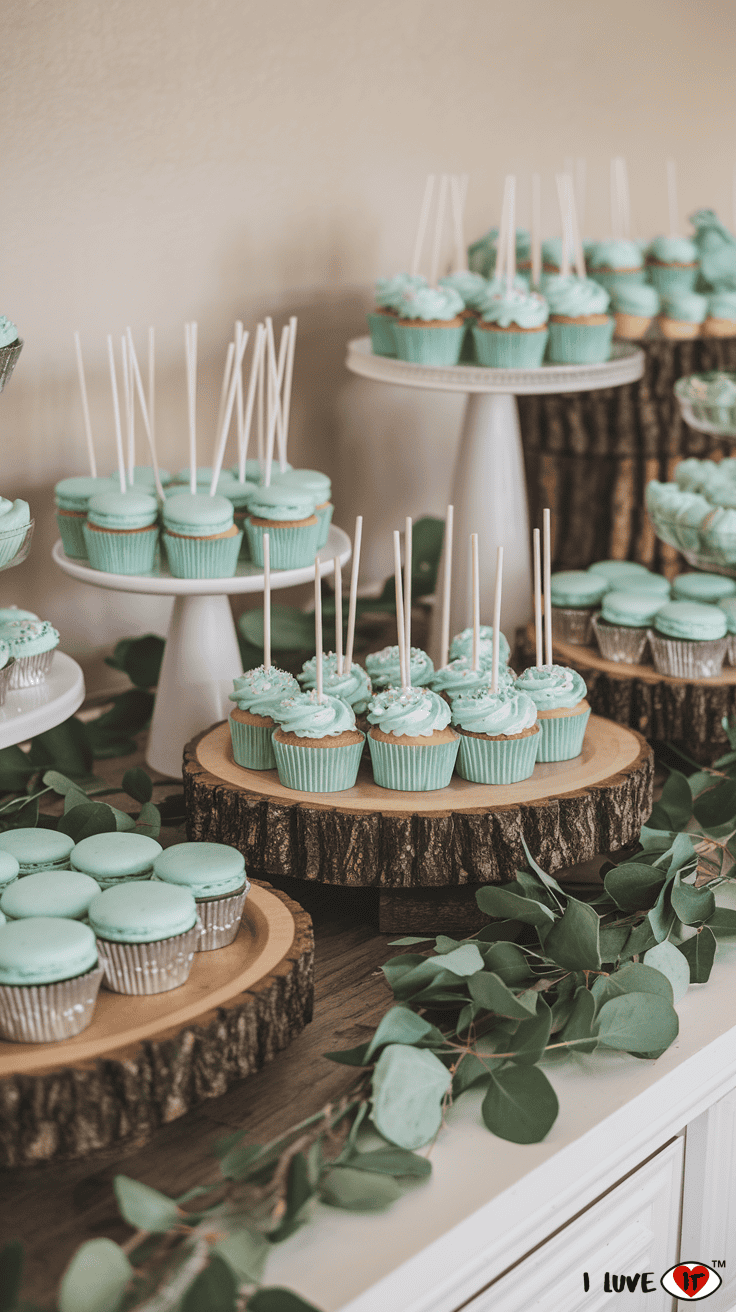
[601,591,666,627]
[0,829,74,874]
[613,573,671,598]
[0,870,101,921]
[0,852,20,889]
[672,572,736,604]
[162,492,234,537]
[88,881,198,943]
[550,571,608,607]
[0,916,98,985]
[588,560,651,583]
[719,597,736,633]
[247,484,317,521]
[71,832,163,888]
[653,601,728,641]
[152,842,247,898]
[87,491,159,530]
[274,469,331,498]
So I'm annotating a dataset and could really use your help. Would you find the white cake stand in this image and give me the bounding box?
[346,337,645,661]
[53,526,352,779]
[0,651,85,751]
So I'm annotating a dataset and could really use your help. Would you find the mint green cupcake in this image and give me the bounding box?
[228,665,299,769]
[367,311,398,357]
[272,691,365,792]
[672,572,736,604]
[0,917,103,1042]
[472,289,549,368]
[452,687,539,783]
[649,600,728,677]
[162,492,242,578]
[89,881,199,995]
[298,653,373,714]
[449,625,511,668]
[274,469,333,550]
[246,484,320,570]
[550,570,608,645]
[592,590,664,663]
[55,476,115,559]
[369,275,427,357]
[514,665,590,762]
[0,870,101,921]
[365,644,434,690]
[544,276,613,364]
[367,687,459,791]
[84,490,159,575]
[587,240,646,296]
[393,286,466,366]
[71,831,162,891]
[646,236,699,296]
[152,842,250,952]
[430,657,514,702]
[0,828,73,874]
[0,619,59,688]
[0,497,32,569]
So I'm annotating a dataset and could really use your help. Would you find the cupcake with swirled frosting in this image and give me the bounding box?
[472,288,549,369]
[451,687,539,784]
[612,283,660,341]
[368,273,427,357]
[588,240,646,297]
[544,275,613,364]
[367,686,459,791]
[393,286,466,367]
[298,653,372,716]
[0,619,59,688]
[449,625,511,669]
[659,291,708,341]
[646,235,699,297]
[364,644,434,690]
[514,664,590,761]
[703,292,736,339]
[430,656,514,703]
[228,665,299,770]
[272,690,364,792]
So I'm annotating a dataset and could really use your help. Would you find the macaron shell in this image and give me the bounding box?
[89,880,198,942]
[152,842,246,897]
[672,572,736,603]
[550,571,608,607]
[654,600,728,641]
[71,831,163,878]
[613,573,671,598]
[87,490,158,530]
[1,870,101,920]
[0,828,74,867]
[588,560,651,582]
[162,492,234,537]
[0,916,98,985]
[0,852,20,886]
[601,590,665,627]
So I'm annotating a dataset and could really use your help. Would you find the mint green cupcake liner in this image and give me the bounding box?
[393,323,466,366]
[456,729,539,784]
[316,502,334,550]
[233,511,252,560]
[229,715,277,770]
[247,519,320,570]
[536,708,591,762]
[647,264,698,296]
[272,734,364,792]
[472,327,548,369]
[57,513,88,559]
[546,319,614,364]
[588,269,647,295]
[368,734,459,791]
[83,525,159,576]
[163,530,242,579]
[367,312,397,357]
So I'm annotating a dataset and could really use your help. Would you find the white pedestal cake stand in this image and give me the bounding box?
[53,526,351,779]
[346,337,644,662]
[0,652,85,751]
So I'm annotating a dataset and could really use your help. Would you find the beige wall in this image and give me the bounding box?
[2,0,735,676]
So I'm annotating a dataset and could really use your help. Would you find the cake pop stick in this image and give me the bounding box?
[334,556,343,675]
[491,546,503,694]
[280,316,298,471]
[210,330,249,494]
[411,174,435,278]
[214,341,235,463]
[505,175,516,295]
[393,530,409,690]
[344,514,363,672]
[235,321,244,461]
[495,177,510,282]
[450,175,464,273]
[185,322,198,495]
[429,173,449,286]
[531,175,541,291]
[556,175,571,279]
[565,174,586,279]
[106,335,126,494]
[439,503,453,669]
[256,330,265,468]
[121,333,134,484]
[575,158,587,236]
[533,528,543,668]
[239,323,266,483]
[274,322,289,471]
[471,532,480,672]
[263,342,281,490]
[263,532,271,670]
[667,160,678,239]
[126,328,165,502]
[148,327,155,450]
[73,332,96,478]
[404,515,412,676]
[543,508,552,667]
[314,560,324,701]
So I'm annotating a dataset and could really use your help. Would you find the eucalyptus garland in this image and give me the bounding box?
[5,725,736,1311]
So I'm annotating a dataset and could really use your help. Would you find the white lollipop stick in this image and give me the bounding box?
[263,340,281,490]
[667,159,678,239]
[393,530,409,691]
[240,323,265,482]
[556,175,571,279]
[411,174,435,278]
[491,546,503,695]
[280,316,297,470]
[471,533,480,672]
[263,532,271,670]
[430,173,449,286]
[73,332,96,478]
[315,560,324,701]
[450,175,464,273]
[121,333,134,484]
[235,321,244,460]
[126,329,164,502]
[531,175,541,291]
[533,528,543,668]
[275,323,289,471]
[256,332,265,468]
[439,503,453,668]
[344,514,363,672]
[566,174,586,279]
[106,335,126,494]
[575,158,587,236]
[404,515,412,676]
[210,330,249,494]
[506,175,516,295]
[185,322,198,495]
[495,175,511,281]
[543,508,553,667]
[334,557,343,675]
[148,327,155,450]
[214,342,235,465]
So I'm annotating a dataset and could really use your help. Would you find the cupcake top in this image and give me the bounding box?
[0,640,10,672]
[544,275,610,317]
[588,240,643,271]
[152,842,247,898]
[396,286,464,322]
[364,644,435,689]
[450,625,511,667]
[130,466,172,489]
[0,619,59,657]
[0,852,19,888]
[231,459,292,483]
[550,570,608,607]
[298,654,373,714]
[439,271,489,309]
[0,828,72,872]
[600,590,665,628]
[451,687,537,737]
[275,689,357,738]
[675,458,713,492]
[708,483,736,509]
[0,870,101,921]
[274,468,331,498]
[55,476,117,512]
[613,572,671,598]
[707,292,736,321]
[484,273,530,296]
[661,292,708,324]
[0,917,98,986]
[175,466,220,487]
[647,235,698,265]
[430,657,514,700]
[588,560,651,583]
[612,283,660,316]
[653,600,727,641]
[367,686,451,737]
[215,476,258,509]
[375,273,427,311]
[0,499,31,533]
[71,831,163,879]
[672,572,736,603]
[89,880,198,944]
[514,664,587,709]
[87,490,159,530]
[0,606,38,624]
[541,237,574,270]
[246,483,317,522]
[478,289,549,329]
[718,597,736,634]
[230,665,299,718]
[0,317,19,349]
[163,492,235,537]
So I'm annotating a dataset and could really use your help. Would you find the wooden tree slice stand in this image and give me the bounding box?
[521,626,736,764]
[183,718,653,934]
[0,882,313,1168]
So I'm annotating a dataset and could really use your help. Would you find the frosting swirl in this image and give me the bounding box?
[275,690,357,738]
[452,687,537,736]
[708,292,736,321]
[647,235,698,265]
[431,657,514,699]
[514,664,587,709]
[439,271,488,310]
[375,273,427,311]
[367,686,451,737]
[479,289,548,329]
[0,318,18,349]
[364,645,434,689]
[544,275,610,317]
[229,665,299,718]
[0,620,59,657]
[588,240,643,271]
[612,283,660,316]
[449,625,511,668]
[661,292,708,323]
[396,286,464,322]
[298,654,372,713]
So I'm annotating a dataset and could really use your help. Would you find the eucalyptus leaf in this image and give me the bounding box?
[364,1006,441,1062]
[240,605,315,652]
[604,863,667,912]
[481,1065,559,1144]
[58,1238,132,1312]
[693,777,736,830]
[41,770,80,797]
[474,919,524,943]
[113,1175,180,1232]
[475,885,556,927]
[560,986,597,1054]
[429,943,484,976]
[595,993,679,1054]
[213,1228,269,1284]
[122,768,153,803]
[57,802,116,843]
[0,745,35,792]
[508,997,552,1065]
[248,1289,322,1312]
[136,801,162,839]
[679,926,717,983]
[323,1041,371,1066]
[344,1147,432,1178]
[620,917,658,961]
[180,1254,237,1312]
[387,937,434,946]
[598,925,630,962]
[648,879,676,944]
[647,769,693,831]
[708,907,736,935]
[106,634,164,689]
[519,837,565,899]
[434,934,462,953]
[63,783,92,814]
[219,1142,265,1180]
[371,1044,451,1149]
[452,1051,496,1096]
[468,972,538,1019]
[638,825,677,852]
[642,940,691,1004]
[590,962,673,1011]
[479,942,532,986]
[670,872,716,925]
[320,1165,403,1212]
[542,898,601,971]
[0,796,39,832]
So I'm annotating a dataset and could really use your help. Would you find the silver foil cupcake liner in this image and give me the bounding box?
[648,632,728,679]
[728,634,736,667]
[0,340,22,393]
[196,880,250,951]
[8,649,55,689]
[551,606,595,645]
[592,615,650,664]
[0,963,104,1043]
[97,922,200,994]
[0,659,15,706]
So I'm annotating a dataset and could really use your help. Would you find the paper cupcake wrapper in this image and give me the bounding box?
[647,264,698,296]
[9,650,55,689]
[456,730,539,784]
[57,513,89,559]
[0,522,32,570]
[195,880,250,951]
[229,714,277,770]
[316,502,334,551]
[648,632,728,679]
[272,734,364,792]
[546,319,614,364]
[588,269,647,294]
[97,922,200,994]
[367,312,397,357]
[83,524,159,576]
[551,606,595,645]
[163,530,243,579]
[614,313,653,341]
[472,326,548,369]
[247,519,320,570]
[368,734,460,791]
[0,963,104,1043]
[592,615,650,664]
[536,708,591,762]
[393,323,466,366]
[0,340,22,393]
[233,511,252,559]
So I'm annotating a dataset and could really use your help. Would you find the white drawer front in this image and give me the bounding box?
[681,1084,736,1312]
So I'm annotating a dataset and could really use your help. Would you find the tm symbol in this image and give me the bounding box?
[713,1260,727,1269]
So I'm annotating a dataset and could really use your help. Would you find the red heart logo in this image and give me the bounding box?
[672,1265,711,1297]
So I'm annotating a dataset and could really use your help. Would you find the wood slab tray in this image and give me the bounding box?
[0,882,313,1168]
[184,719,653,932]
